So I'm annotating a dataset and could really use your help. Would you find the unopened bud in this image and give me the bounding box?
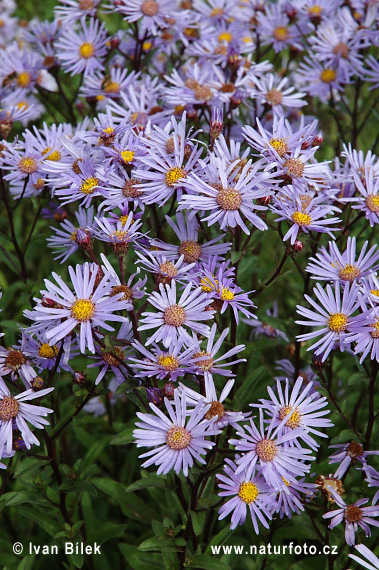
[312,133,324,147]
[292,239,304,252]
[162,382,175,399]
[73,371,86,384]
[75,228,92,249]
[210,107,223,139]
[146,387,163,406]
[13,436,27,451]
[31,376,44,390]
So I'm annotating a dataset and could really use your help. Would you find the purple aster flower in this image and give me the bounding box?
[100,253,146,310]
[349,544,379,570]
[271,191,341,245]
[243,73,307,118]
[138,281,214,348]
[347,307,379,362]
[296,282,360,361]
[178,377,249,430]
[323,488,379,546]
[296,57,346,102]
[150,212,231,265]
[253,376,333,450]
[306,237,379,284]
[47,206,95,263]
[363,465,379,505]
[92,213,144,254]
[276,477,317,519]
[0,345,37,388]
[328,441,379,479]
[364,55,379,90]
[53,158,110,207]
[24,263,129,354]
[189,323,246,388]
[135,251,197,285]
[217,458,276,532]
[0,378,54,455]
[55,17,108,77]
[180,157,273,234]
[257,3,302,53]
[80,67,138,101]
[133,390,221,476]
[341,167,379,227]
[87,321,134,386]
[229,410,314,490]
[114,0,177,35]
[21,330,75,373]
[54,0,102,23]
[129,340,200,382]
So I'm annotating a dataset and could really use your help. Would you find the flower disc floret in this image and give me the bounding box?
[216,188,242,211]
[292,211,312,226]
[80,177,99,194]
[141,0,159,15]
[166,425,191,450]
[19,157,38,174]
[339,264,360,282]
[178,240,202,263]
[158,354,179,371]
[71,299,95,321]
[366,195,379,213]
[79,42,95,58]
[321,69,336,83]
[256,439,278,462]
[205,401,225,420]
[5,349,26,370]
[284,158,305,178]
[279,406,302,428]
[344,505,363,523]
[328,313,348,332]
[0,396,19,421]
[38,344,58,359]
[273,26,289,41]
[238,481,259,504]
[165,167,186,187]
[164,305,186,326]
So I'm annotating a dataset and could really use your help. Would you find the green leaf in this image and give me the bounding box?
[330,429,358,444]
[68,552,84,569]
[126,476,167,493]
[110,427,134,445]
[138,537,183,552]
[205,526,235,554]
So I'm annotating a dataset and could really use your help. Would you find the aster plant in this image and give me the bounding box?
[0,0,378,568]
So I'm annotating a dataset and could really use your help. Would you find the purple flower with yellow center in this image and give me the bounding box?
[133,390,221,476]
[55,16,108,77]
[100,253,146,311]
[138,281,214,349]
[178,377,249,430]
[129,340,200,382]
[187,323,246,390]
[54,0,102,23]
[179,157,273,234]
[53,159,109,207]
[150,212,231,265]
[21,330,75,373]
[323,488,379,546]
[349,544,379,570]
[0,378,54,455]
[135,251,197,285]
[24,263,129,354]
[230,410,314,490]
[217,458,276,532]
[253,376,333,450]
[296,282,360,361]
[276,477,317,519]
[92,213,144,254]
[306,237,379,284]
[343,167,379,227]
[347,307,379,362]
[271,192,341,244]
[296,57,345,102]
[328,441,379,479]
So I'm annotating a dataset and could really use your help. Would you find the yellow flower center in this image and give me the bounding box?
[273,26,289,41]
[79,42,95,58]
[166,425,191,449]
[279,406,302,429]
[328,313,348,332]
[165,167,186,187]
[238,482,259,504]
[158,354,179,371]
[17,72,31,88]
[0,396,19,421]
[320,69,336,83]
[256,439,278,462]
[366,195,379,213]
[270,138,288,156]
[71,299,95,321]
[164,305,186,326]
[121,150,135,163]
[339,264,360,282]
[218,31,232,43]
[370,289,379,297]
[80,177,99,194]
[371,320,379,339]
[292,211,312,226]
[216,187,242,210]
[38,343,59,359]
[221,287,234,301]
[42,147,61,161]
[200,275,218,292]
[103,80,120,93]
[308,5,322,16]
[159,261,178,277]
[19,157,38,174]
